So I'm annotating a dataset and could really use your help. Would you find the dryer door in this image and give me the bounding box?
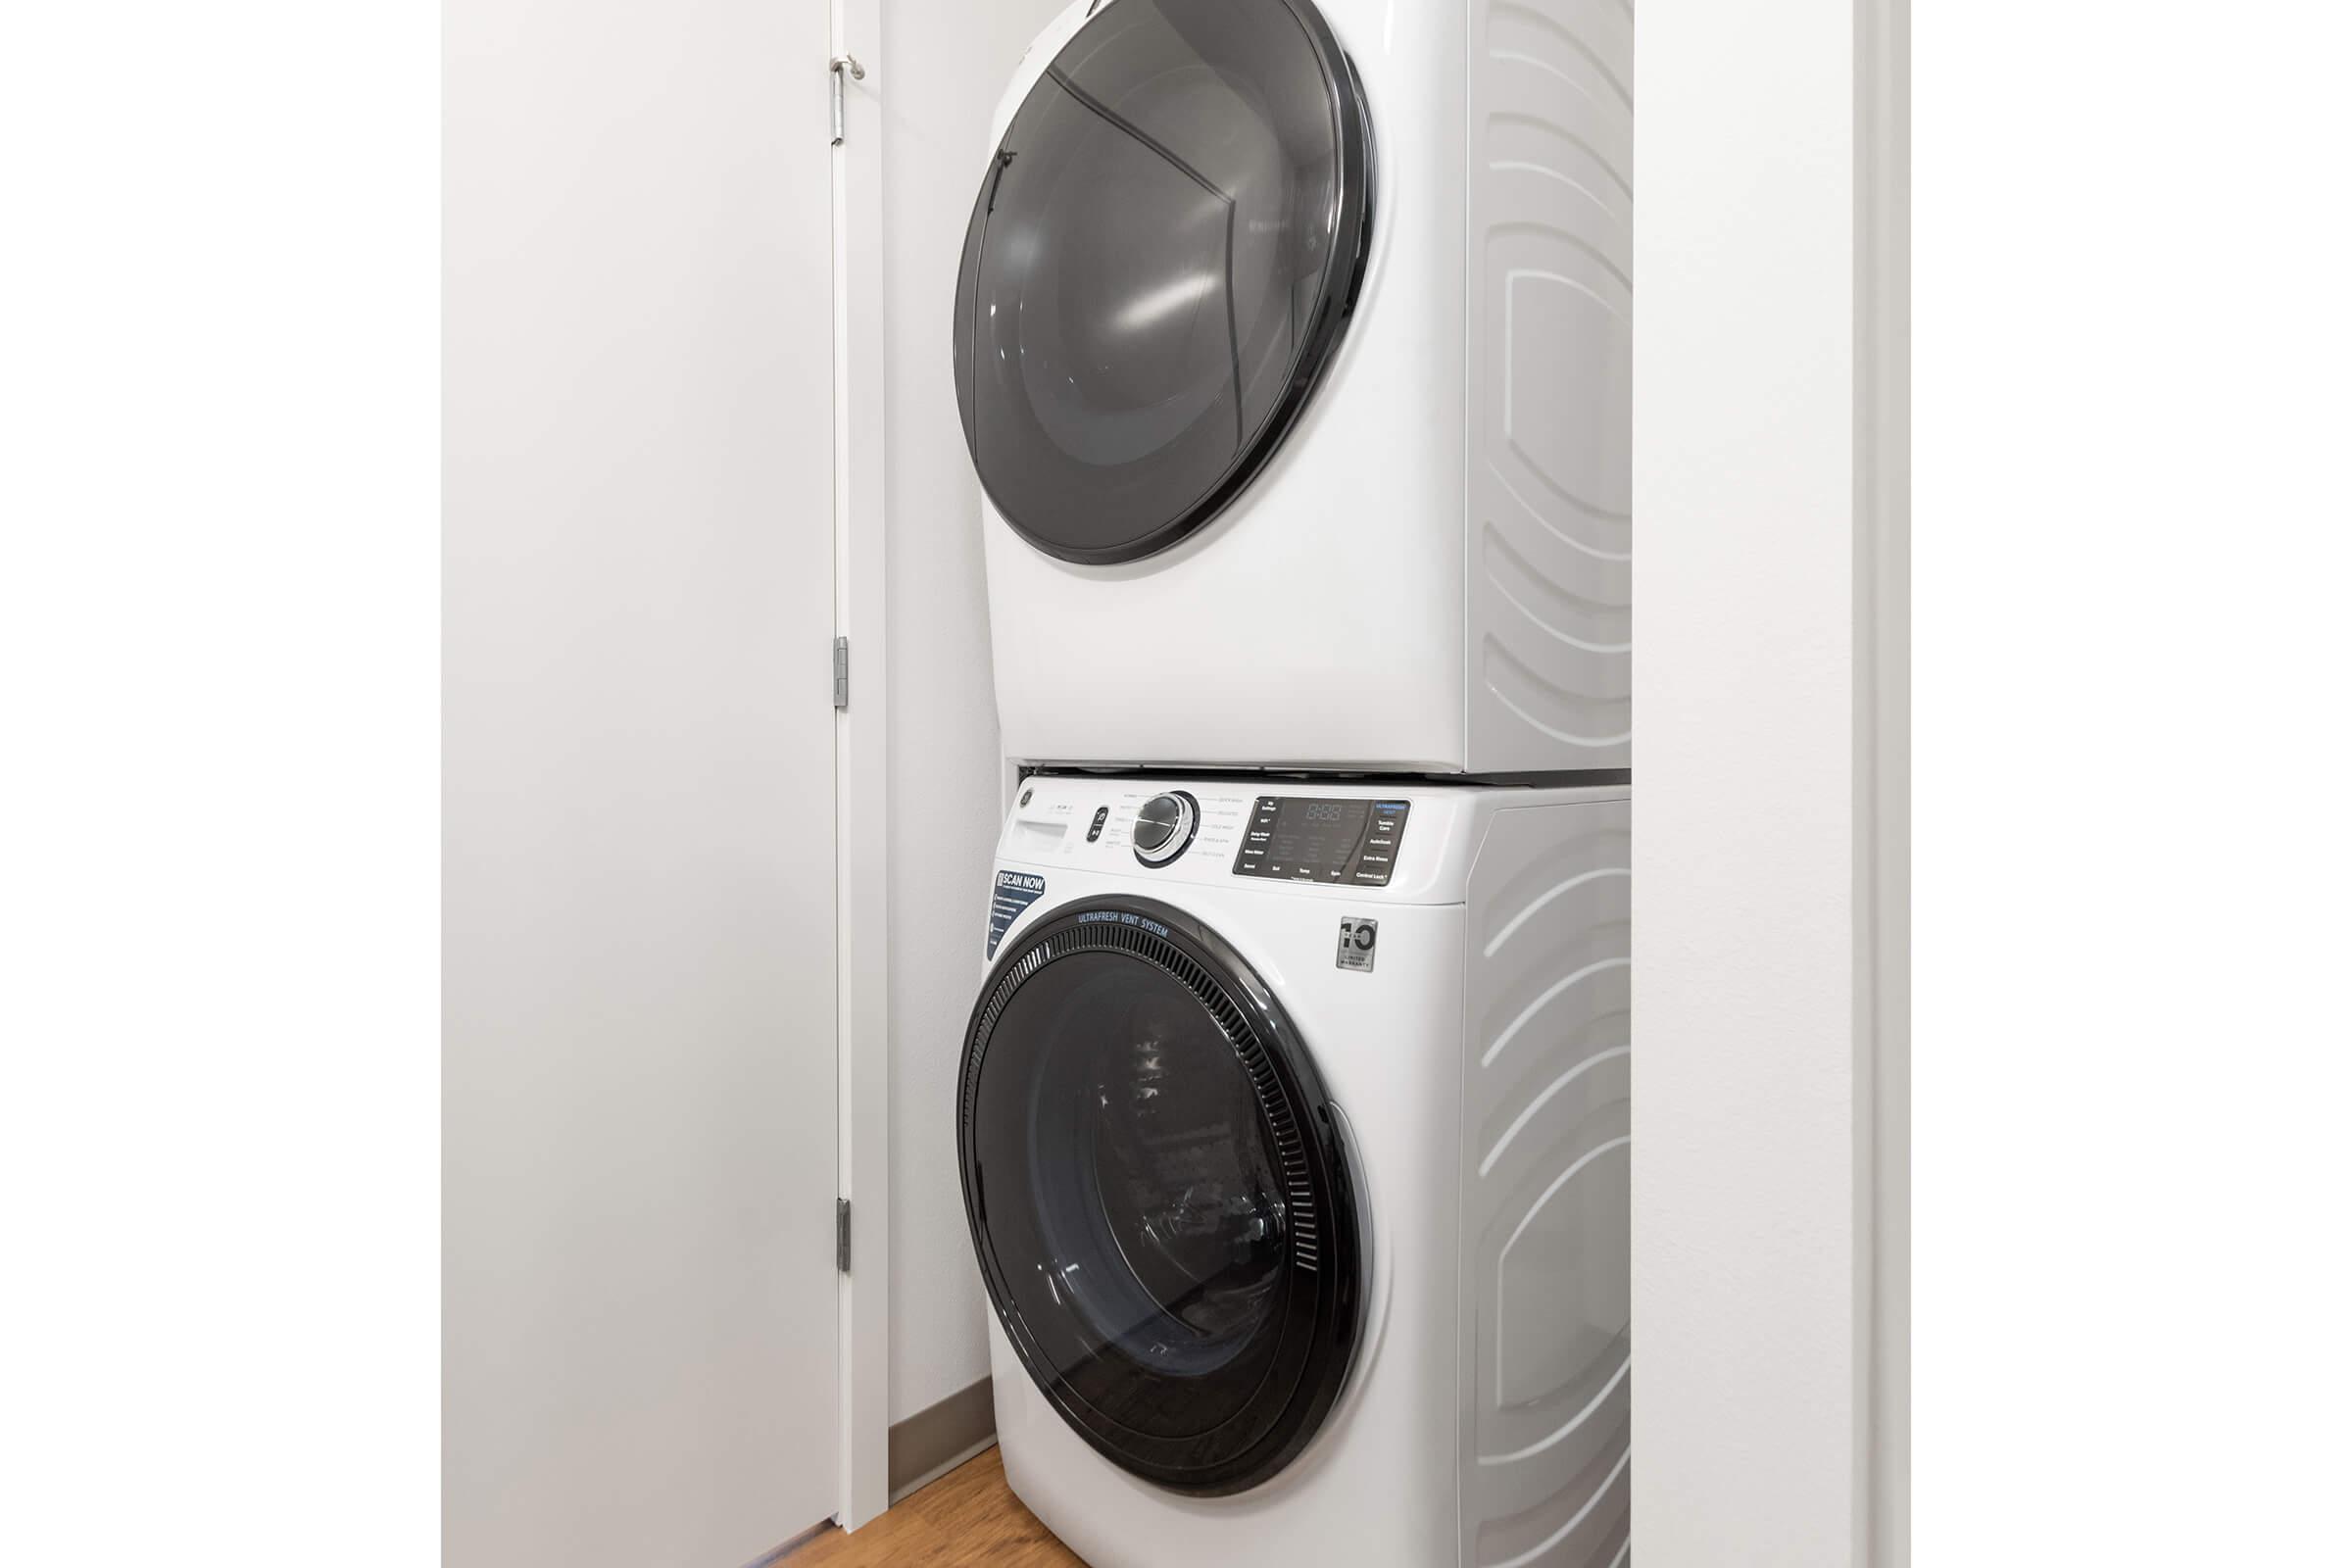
[958,898,1364,1494]
[952,0,1375,565]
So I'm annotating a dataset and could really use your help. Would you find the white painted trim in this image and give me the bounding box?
[1632,0,1907,1559]
[1858,0,1911,1558]
[831,0,891,1533]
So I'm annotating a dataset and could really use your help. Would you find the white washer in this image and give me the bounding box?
[955,0,1634,774]
[959,774,1631,1567]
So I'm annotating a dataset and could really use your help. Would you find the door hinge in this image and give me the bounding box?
[829,54,865,146]
[832,635,850,710]
[836,1198,853,1273]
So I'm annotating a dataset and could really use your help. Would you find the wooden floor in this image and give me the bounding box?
[779,1446,1084,1566]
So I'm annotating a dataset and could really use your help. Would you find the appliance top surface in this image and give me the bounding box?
[998,772,1628,907]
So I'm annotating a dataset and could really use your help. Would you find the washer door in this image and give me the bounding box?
[953,0,1376,565]
[958,899,1364,1494]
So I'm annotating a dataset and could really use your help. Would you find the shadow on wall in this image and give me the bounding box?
[877,0,1074,1435]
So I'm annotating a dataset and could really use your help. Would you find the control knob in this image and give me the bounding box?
[1132,792,1199,867]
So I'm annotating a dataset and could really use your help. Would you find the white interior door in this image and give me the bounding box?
[444,0,841,1561]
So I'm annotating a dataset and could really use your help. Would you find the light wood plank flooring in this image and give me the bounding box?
[780,1446,1083,1566]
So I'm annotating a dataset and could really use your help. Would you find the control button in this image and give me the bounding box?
[1086,807,1109,843]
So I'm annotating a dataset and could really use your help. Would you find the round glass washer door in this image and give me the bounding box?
[953,0,1376,565]
[956,898,1364,1494]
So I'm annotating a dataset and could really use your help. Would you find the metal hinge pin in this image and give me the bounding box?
[829,55,866,146]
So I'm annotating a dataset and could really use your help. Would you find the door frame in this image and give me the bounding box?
[831,0,892,1533]
[1628,0,1909,1560]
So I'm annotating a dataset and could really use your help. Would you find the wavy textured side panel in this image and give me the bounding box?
[1487,111,1632,220]
[1477,1418,1632,1568]
[1469,0,1635,775]
[1484,520,1629,659]
[1488,0,1635,173]
[1463,801,1634,1567]
[1480,637,1634,754]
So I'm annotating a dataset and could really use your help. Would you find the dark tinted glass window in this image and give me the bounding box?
[959,904,1362,1494]
[978,953,1291,1432]
[954,0,1373,564]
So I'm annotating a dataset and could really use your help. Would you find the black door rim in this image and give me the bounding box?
[957,896,1366,1494]
[953,0,1378,566]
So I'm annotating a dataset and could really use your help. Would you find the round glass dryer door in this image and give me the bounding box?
[953,0,1376,564]
[957,900,1364,1494]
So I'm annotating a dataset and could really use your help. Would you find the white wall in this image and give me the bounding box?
[1631,0,1906,1562]
[880,0,1069,1427]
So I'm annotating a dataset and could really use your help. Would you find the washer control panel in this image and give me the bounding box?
[993,775,1628,913]
[992,776,1508,902]
[1233,797,1410,887]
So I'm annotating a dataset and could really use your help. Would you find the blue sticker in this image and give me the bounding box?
[988,871,1047,959]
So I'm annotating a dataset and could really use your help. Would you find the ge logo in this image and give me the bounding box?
[1335,917,1378,972]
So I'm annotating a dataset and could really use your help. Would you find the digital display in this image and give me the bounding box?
[1233,797,1410,886]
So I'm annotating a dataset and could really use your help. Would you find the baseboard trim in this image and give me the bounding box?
[887,1377,997,1502]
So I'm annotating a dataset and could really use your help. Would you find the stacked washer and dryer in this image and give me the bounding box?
[951,3,1633,1565]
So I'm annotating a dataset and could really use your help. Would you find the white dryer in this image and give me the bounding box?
[958,774,1631,1566]
[955,0,1634,774]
